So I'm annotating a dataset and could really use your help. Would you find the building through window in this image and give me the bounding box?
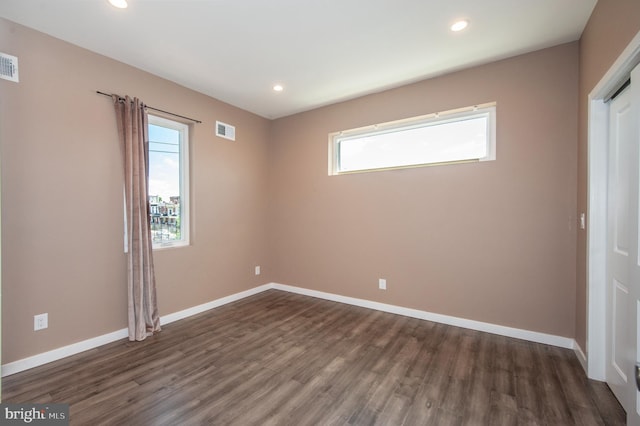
[148,115,190,248]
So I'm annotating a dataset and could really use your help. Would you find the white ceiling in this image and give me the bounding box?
[0,0,597,119]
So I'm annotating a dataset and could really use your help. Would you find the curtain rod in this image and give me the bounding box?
[96,91,202,124]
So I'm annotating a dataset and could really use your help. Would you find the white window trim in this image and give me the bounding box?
[328,102,496,175]
[148,114,190,250]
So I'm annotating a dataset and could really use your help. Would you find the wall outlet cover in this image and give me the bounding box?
[34,313,48,331]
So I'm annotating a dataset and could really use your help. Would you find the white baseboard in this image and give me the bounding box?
[271,283,576,349]
[2,281,579,376]
[160,284,272,326]
[574,341,588,373]
[1,284,273,377]
[1,328,129,377]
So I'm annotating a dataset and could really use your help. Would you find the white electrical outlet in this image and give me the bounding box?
[255,266,261,275]
[379,278,387,290]
[34,313,48,331]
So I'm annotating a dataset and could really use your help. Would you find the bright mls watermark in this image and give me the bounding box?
[0,404,68,425]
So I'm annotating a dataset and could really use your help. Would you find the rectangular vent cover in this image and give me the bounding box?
[0,52,19,82]
[216,121,236,141]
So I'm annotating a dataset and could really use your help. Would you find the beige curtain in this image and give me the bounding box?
[113,95,161,341]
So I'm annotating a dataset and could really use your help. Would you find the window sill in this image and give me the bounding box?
[152,240,189,251]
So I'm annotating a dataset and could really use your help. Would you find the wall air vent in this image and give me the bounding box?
[216,121,236,141]
[0,52,19,83]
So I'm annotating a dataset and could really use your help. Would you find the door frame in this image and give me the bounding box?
[587,30,640,381]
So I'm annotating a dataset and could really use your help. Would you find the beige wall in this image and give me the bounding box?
[575,1,640,352]
[268,43,579,338]
[3,8,613,365]
[0,18,271,363]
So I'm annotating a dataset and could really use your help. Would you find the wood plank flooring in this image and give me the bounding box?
[4,290,625,425]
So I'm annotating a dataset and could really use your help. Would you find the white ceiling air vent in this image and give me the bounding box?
[216,121,236,141]
[0,52,19,83]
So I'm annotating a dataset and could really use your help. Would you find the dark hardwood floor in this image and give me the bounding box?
[4,290,625,425]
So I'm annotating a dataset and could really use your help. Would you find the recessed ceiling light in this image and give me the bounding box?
[108,0,128,9]
[450,20,469,32]
[273,84,284,92]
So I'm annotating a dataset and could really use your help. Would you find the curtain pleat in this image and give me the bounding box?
[113,95,161,341]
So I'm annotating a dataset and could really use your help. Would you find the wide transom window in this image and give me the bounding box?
[329,103,496,175]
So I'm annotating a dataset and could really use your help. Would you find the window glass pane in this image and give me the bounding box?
[148,121,183,245]
[338,115,488,172]
[149,124,180,145]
